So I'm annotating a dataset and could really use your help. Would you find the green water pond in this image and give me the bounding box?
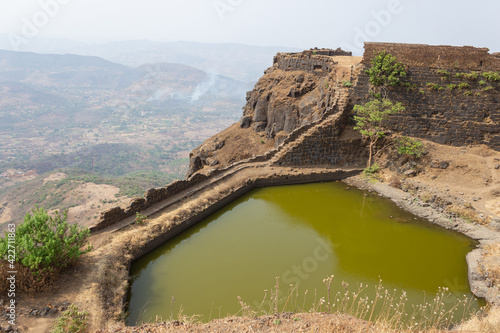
[127,182,482,325]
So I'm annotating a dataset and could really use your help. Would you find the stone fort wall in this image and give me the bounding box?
[354,42,500,149]
[362,42,500,71]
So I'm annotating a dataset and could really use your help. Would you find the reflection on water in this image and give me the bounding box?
[127,182,481,325]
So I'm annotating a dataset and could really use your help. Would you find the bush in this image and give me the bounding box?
[437,69,450,76]
[482,71,500,82]
[426,83,441,90]
[365,51,407,88]
[51,304,89,333]
[135,212,147,225]
[455,72,478,80]
[394,136,424,158]
[0,207,92,280]
[342,80,353,87]
[363,163,381,177]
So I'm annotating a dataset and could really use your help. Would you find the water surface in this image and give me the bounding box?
[127,182,480,325]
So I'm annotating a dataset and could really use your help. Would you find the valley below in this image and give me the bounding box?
[0,46,255,227]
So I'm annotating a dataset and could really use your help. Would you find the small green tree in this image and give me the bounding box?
[0,207,92,278]
[366,51,407,95]
[353,99,405,168]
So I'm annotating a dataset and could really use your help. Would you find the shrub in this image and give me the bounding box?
[394,136,425,158]
[437,69,450,76]
[456,72,478,80]
[51,304,89,333]
[482,71,500,82]
[366,51,407,88]
[479,80,486,86]
[426,83,441,90]
[0,207,92,279]
[363,163,381,177]
[342,80,353,87]
[135,212,148,225]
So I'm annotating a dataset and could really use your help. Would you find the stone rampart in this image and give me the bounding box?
[363,42,500,71]
[273,52,338,73]
[90,173,212,232]
[354,43,500,149]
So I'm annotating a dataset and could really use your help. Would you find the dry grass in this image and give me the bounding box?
[480,242,500,288]
[445,204,484,225]
[420,191,435,203]
[115,275,498,333]
[458,305,500,333]
[388,174,402,189]
[484,243,500,257]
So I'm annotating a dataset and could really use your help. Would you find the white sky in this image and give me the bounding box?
[0,0,499,53]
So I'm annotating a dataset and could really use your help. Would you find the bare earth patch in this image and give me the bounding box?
[60,182,129,228]
[42,172,67,184]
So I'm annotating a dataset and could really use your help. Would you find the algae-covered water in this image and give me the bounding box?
[127,182,481,325]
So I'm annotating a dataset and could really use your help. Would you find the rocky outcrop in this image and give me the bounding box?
[241,50,349,139]
[187,48,356,177]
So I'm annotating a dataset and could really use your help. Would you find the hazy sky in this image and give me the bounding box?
[0,0,499,54]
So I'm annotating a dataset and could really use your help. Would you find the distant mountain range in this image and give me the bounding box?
[0,48,252,176]
[0,48,251,112]
[0,37,301,82]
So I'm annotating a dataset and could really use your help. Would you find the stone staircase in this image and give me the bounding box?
[270,85,355,166]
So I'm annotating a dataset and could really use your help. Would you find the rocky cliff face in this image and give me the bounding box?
[187,48,358,177]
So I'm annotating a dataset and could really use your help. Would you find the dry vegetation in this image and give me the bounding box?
[481,243,500,288]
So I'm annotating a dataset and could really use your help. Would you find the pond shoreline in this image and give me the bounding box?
[344,175,500,305]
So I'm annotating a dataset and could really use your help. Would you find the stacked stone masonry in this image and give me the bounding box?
[91,173,212,231]
[355,43,500,149]
[273,52,338,72]
[363,42,500,71]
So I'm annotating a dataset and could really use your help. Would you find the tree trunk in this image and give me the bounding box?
[367,136,379,168]
[368,141,373,168]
